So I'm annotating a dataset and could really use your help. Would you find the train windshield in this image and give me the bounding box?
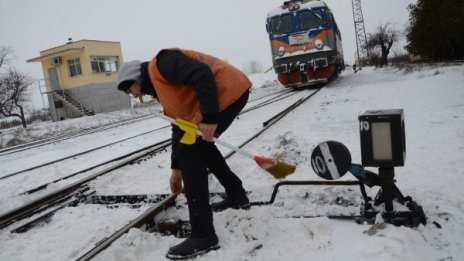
[299,10,324,30]
[270,15,293,35]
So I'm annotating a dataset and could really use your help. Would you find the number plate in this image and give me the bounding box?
[289,33,310,45]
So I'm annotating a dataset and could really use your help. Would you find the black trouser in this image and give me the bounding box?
[174,90,249,237]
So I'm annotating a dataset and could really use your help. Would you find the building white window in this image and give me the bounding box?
[68,58,82,77]
[91,56,119,73]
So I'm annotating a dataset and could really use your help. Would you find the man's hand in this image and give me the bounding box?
[170,169,183,195]
[199,123,217,142]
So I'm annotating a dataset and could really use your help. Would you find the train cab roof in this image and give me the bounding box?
[267,0,328,18]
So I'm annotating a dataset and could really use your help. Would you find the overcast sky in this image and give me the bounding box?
[1,0,416,80]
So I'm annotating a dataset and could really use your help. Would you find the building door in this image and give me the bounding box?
[48,67,60,91]
[48,67,66,121]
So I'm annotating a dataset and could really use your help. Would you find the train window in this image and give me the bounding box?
[335,23,342,40]
[299,10,323,30]
[270,15,293,35]
[327,12,333,26]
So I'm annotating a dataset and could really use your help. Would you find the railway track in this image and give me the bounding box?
[0,88,308,216]
[76,88,323,260]
[0,86,287,158]
[0,87,314,222]
[0,86,330,260]
[0,125,170,180]
[0,139,172,230]
[0,114,155,156]
[0,87,306,182]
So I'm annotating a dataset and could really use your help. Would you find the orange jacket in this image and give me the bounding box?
[148,48,252,124]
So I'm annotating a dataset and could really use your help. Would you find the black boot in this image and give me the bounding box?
[166,233,220,260]
[211,194,250,212]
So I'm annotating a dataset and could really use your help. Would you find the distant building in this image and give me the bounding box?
[27,39,131,121]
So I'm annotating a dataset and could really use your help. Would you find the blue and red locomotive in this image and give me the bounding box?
[266,0,345,88]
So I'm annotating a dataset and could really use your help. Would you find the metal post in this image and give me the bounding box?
[37,79,46,111]
[379,167,395,212]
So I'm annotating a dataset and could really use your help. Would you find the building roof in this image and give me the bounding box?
[27,39,120,63]
[27,48,85,62]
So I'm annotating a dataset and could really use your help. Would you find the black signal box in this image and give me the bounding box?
[359,109,406,167]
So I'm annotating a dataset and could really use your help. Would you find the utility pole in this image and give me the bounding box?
[352,0,369,65]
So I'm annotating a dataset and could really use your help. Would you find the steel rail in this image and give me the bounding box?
[225,88,321,158]
[0,114,155,156]
[262,88,322,127]
[0,139,171,229]
[246,87,289,103]
[73,190,238,261]
[0,125,169,180]
[240,89,298,114]
[11,188,97,234]
[19,137,171,195]
[75,194,177,261]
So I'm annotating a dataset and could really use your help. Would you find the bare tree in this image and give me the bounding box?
[242,59,264,75]
[0,46,15,69]
[366,22,399,67]
[0,47,34,128]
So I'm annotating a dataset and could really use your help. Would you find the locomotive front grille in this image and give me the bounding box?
[275,64,289,73]
[313,58,328,68]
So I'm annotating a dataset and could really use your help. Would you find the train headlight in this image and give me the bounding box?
[289,4,300,11]
[315,39,324,50]
[278,47,286,57]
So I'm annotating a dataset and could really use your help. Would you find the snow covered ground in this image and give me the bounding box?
[1,63,463,260]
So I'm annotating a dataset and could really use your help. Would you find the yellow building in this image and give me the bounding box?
[28,39,131,121]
